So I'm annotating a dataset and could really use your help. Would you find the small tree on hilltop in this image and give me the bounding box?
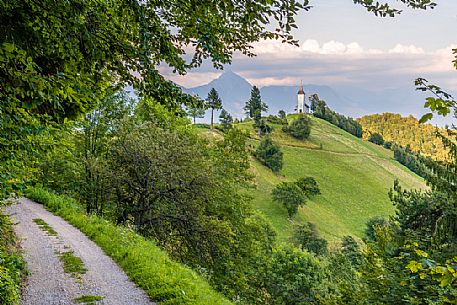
[254,137,283,173]
[278,110,286,119]
[206,88,222,129]
[309,94,320,113]
[283,115,311,140]
[272,182,306,217]
[186,104,206,124]
[244,86,268,134]
[219,109,233,132]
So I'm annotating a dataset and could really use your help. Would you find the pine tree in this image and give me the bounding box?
[219,109,233,131]
[205,88,223,129]
[186,105,206,124]
[244,86,268,125]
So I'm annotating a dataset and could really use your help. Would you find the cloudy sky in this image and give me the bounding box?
[161,0,457,96]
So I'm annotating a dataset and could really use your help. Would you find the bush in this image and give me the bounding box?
[262,245,325,305]
[0,207,24,305]
[292,222,328,256]
[194,123,210,129]
[266,115,287,125]
[341,236,363,268]
[383,141,393,149]
[254,137,283,173]
[25,187,232,305]
[295,177,321,197]
[364,216,389,241]
[282,115,311,140]
[368,133,384,145]
[272,182,306,217]
[254,119,272,135]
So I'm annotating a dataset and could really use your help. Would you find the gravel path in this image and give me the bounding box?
[6,198,154,305]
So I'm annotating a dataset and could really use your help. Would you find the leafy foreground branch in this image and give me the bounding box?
[25,187,232,305]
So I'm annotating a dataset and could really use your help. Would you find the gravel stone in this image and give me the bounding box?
[6,198,154,305]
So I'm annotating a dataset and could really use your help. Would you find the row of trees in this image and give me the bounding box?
[311,94,363,138]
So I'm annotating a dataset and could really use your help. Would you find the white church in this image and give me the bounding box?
[296,82,310,114]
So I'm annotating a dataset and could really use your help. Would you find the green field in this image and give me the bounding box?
[225,115,426,243]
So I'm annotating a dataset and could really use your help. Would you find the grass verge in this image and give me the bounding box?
[25,187,232,305]
[0,202,25,305]
[32,218,58,236]
[74,295,104,304]
[58,251,87,278]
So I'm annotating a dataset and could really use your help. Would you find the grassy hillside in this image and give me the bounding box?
[225,115,426,242]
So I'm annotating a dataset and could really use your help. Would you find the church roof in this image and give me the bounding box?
[297,82,304,95]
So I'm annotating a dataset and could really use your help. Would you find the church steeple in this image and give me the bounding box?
[297,81,308,113]
[298,81,304,95]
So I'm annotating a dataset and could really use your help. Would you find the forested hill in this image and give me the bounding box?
[207,115,426,242]
[358,113,449,160]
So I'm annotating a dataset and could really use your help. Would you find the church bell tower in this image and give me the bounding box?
[297,82,307,113]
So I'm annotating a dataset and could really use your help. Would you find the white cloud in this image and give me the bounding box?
[388,44,425,54]
[160,39,457,90]
[252,39,435,57]
[346,42,364,54]
[301,39,320,53]
[321,40,347,54]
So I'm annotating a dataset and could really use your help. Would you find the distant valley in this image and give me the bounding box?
[181,71,449,125]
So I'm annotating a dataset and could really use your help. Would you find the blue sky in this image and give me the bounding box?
[161,1,457,102]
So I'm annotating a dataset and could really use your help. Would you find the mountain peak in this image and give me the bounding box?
[216,70,250,84]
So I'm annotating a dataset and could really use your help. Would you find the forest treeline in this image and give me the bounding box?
[358,113,449,160]
[310,95,363,138]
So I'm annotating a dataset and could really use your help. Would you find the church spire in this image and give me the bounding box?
[298,80,304,95]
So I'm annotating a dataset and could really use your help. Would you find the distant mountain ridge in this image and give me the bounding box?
[181,71,450,126]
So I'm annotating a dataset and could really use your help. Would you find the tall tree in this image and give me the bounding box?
[206,88,223,129]
[186,105,206,124]
[244,86,268,124]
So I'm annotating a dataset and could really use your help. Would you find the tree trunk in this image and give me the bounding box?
[211,109,214,129]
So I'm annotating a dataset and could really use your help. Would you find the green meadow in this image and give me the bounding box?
[210,115,426,242]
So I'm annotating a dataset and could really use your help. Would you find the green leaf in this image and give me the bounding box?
[3,43,15,53]
[419,113,433,123]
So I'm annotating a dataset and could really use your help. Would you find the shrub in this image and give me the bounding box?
[368,133,384,145]
[272,182,305,217]
[292,222,328,256]
[341,236,363,268]
[254,119,272,135]
[365,216,389,241]
[0,206,24,305]
[266,115,287,125]
[219,109,233,132]
[283,115,311,140]
[262,245,325,304]
[383,141,393,149]
[254,137,283,173]
[295,177,321,198]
